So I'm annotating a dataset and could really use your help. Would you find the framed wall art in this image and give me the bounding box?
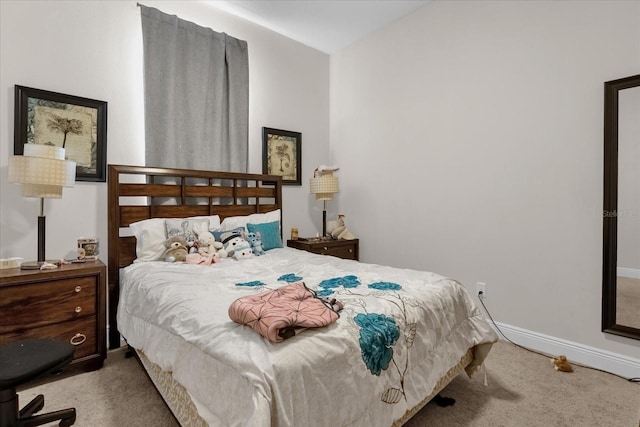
[262,127,301,185]
[14,85,108,182]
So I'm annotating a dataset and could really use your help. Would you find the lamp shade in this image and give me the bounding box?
[310,174,339,201]
[9,144,75,198]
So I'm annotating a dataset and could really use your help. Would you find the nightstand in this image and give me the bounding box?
[287,239,359,261]
[0,260,107,372]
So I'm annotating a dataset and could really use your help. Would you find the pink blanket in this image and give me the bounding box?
[185,252,220,265]
[228,282,343,342]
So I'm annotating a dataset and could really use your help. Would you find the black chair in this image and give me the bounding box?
[0,338,76,427]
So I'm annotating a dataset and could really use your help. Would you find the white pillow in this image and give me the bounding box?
[165,218,209,244]
[130,215,221,262]
[220,209,281,231]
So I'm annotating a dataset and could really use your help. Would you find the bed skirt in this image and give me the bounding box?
[393,347,474,426]
[135,346,474,427]
[137,349,208,427]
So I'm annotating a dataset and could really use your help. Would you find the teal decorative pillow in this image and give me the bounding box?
[247,221,282,251]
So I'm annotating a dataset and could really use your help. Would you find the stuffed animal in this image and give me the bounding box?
[217,229,249,258]
[221,234,248,259]
[232,241,254,260]
[194,223,224,257]
[163,236,188,262]
[326,214,356,240]
[550,355,573,372]
[245,231,265,256]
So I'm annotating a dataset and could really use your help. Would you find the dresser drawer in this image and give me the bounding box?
[287,239,359,261]
[0,316,97,359]
[0,276,96,334]
[0,261,106,372]
[310,245,357,260]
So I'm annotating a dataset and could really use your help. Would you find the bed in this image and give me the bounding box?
[108,164,498,427]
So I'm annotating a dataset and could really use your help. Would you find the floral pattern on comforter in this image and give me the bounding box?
[288,276,431,404]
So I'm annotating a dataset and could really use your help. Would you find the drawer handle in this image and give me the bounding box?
[74,306,82,313]
[74,285,82,293]
[323,246,328,250]
[70,333,86,346]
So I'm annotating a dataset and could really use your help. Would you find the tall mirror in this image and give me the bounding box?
[602,74,640,340]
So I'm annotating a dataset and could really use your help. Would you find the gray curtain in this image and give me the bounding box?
[140,5,249,172]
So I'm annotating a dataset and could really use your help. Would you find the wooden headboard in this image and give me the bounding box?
[107,164,282,348]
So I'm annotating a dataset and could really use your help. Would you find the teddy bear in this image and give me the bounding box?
[550,355,573,372]
[245,231,265,256]
[326,214,356,240]
[163,235,189,262]
[194,223,225,257]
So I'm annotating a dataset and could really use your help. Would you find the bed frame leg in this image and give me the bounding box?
[431,394,456,407]
[125,345,135,359]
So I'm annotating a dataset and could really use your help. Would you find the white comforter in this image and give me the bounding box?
[117,248,497,426]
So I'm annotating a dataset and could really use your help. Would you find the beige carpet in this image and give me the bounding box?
[18,341,640,427]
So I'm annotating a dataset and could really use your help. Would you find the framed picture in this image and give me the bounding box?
[262,127,301,185]
[14,85,108,182]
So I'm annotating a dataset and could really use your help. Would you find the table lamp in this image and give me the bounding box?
[309,166,339,237]
[8,143,76,269]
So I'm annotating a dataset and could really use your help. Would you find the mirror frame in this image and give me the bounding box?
[602,74,640,340]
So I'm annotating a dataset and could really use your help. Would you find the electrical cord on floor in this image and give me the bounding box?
[476,290,640,384]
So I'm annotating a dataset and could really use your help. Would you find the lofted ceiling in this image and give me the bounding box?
[204,0,430,54]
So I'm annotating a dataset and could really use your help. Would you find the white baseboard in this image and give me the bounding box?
[494,322,640,380]
[617,267,640,280]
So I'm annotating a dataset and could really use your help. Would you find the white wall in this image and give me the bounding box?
[0,0,330,261]
[330,0,640,360]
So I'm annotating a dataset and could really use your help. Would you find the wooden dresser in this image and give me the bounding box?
[287,238,359,261]
[0,260,106,371]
